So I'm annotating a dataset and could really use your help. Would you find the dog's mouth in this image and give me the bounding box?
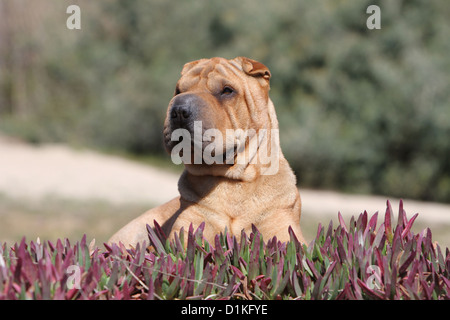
[165,126,242,166]
[172,145,238,165]
[192,138,238,165]
[165,124,267,166]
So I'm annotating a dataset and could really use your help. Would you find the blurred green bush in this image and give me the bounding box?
[0,0,449,202]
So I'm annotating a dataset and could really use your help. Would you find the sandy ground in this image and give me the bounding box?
[0,134,449,245]
[0,135,179,205]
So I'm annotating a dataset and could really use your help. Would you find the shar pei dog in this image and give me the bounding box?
[109,57,305,247]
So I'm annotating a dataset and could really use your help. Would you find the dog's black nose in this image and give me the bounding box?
[170,104,193,129]
[171,104,192,120]
[169,93,203,129]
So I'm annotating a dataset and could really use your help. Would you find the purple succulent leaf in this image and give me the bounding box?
[271,270,290,298]
[402,213,419,239]
[385,200,394,243]
[357,278,384,300]
[288,226,301,251]
[338,211,348,234]
[305,258,320,280]
[291,272,303,297]
[397,199,406,229]
[368,211,378,231]
[357,211,368,233]
[194,222,206,246]
[336,236,348,264]
[399,250,417,276]
[146,223,166,255]
[224,232,233,251]
[154,220,168,243]
[424,228,433,254]
[230,265,245,281]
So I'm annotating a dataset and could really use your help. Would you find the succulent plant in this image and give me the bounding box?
[1,200,449,300]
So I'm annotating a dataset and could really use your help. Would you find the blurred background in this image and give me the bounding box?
[0,0,449,246]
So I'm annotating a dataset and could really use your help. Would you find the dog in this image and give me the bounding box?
[108,57,305,247]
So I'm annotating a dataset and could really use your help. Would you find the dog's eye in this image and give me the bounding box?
[221,86,234,96]
[175,86,181,96]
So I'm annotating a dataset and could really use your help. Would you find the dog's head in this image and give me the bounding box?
[163,57,280,180]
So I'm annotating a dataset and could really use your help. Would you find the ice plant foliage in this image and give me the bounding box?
[0,200,449,300]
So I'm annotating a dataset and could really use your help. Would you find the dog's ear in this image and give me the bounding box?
[181,59,208,76]
[233,57,271,81]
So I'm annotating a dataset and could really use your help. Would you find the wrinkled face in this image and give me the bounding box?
[163,57,272,167]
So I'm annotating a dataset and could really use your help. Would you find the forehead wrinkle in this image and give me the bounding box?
[179,75,200,91]
[205,63,235,92]
[214,63,231,78]
[223,60,246,80]
[200,62,215,79]
[185,59,210,79]
[228,59,244,72]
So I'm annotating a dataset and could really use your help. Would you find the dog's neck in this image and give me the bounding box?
[178,155,296,206]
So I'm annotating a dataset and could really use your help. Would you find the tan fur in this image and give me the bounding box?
[108,57,305,247]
